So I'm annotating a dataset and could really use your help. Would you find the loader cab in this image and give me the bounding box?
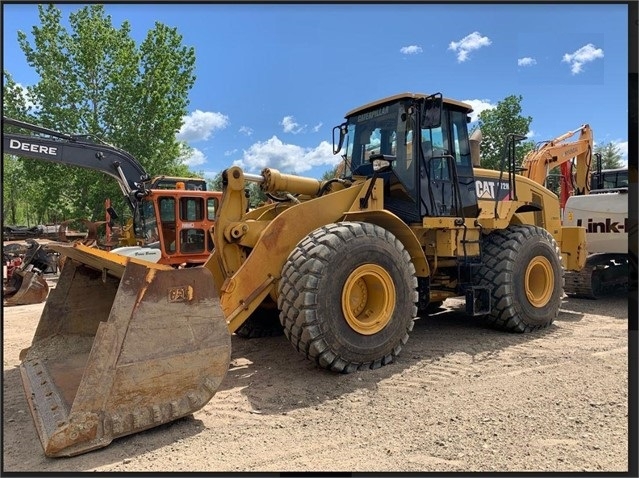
[335,93,479,223]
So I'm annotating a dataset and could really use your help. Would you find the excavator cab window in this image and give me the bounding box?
[180,228,205,254]
[180,197,204,221]
[159,197,177,253]
[589,168,628,191]
[138,199,160,243]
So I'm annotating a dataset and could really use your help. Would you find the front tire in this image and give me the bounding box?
[277,222,418,373]
[475,225,563,332]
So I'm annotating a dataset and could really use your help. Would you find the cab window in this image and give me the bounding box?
[180,197,204,221]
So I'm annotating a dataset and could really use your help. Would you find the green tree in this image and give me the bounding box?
[320,165,340,180]
[2,4,197,223]
[2,74,44,225]
[474,95,534,170]
[594,141,624,170]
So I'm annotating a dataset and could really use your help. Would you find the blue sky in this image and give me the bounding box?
[2,2,631,181]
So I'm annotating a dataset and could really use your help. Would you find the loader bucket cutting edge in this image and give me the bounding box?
[3,270,49,306]
[18,247,231,457]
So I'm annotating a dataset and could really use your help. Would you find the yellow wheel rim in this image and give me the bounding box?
[342,264,395,335]
[525,256,554,307]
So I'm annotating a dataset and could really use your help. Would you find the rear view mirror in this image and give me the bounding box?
[332,123,348,155]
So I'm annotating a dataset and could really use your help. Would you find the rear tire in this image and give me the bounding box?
[277,222,418,373]
[475,225,563,332]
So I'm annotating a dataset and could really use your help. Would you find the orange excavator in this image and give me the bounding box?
[3,116,222,267]
[519,124,594,212]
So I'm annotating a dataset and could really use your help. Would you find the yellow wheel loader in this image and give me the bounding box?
[17,92,587,457]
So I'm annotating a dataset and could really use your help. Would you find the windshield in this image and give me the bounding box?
[337,101,416,184]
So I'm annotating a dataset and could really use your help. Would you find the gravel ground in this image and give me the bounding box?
[2,274,634,473]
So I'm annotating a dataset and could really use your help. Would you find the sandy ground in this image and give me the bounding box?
[2,274,633,473]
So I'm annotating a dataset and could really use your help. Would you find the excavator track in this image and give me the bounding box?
[564,253,628,299]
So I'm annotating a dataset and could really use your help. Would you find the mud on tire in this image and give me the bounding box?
[474,225,564,332]
[277,221,418,373]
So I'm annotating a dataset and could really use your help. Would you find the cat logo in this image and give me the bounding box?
[475,179,509,199]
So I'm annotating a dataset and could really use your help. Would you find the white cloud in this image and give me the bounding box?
[201,170,219,181]
[461,98,495,122]
[181,147,206,167]
[177,109,229,142]
[313,122,323,133]
[233,136,339,174]
[224,148,238,156]
[527,129,536,139]
[518,57,537,67]
[448,32,491,62]
[281,115,306,134]
[400,45,423,55]
[562,43,604,75]
[239,126,253,136]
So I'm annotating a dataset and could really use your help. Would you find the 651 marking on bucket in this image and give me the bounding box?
[168,285,194,302]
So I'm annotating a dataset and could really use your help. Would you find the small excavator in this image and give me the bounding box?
[3,116,222,303]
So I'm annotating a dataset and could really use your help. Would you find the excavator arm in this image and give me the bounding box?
[2,116,151,210]
[520,124,593,208]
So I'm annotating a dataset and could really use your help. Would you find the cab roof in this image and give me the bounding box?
[344,92,473,118]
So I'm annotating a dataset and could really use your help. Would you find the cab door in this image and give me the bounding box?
[420,107,479,219]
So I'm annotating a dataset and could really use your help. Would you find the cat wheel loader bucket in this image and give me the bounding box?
[18,243,231,457]
[3,269,49,306]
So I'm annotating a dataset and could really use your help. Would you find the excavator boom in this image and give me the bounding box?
[3,116,150,206]
[520,124,593,208]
